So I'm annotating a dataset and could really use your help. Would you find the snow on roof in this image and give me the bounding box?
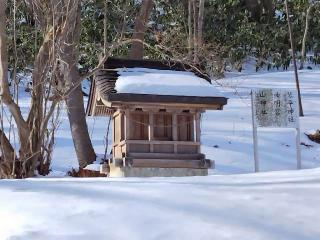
[115,68,223,97]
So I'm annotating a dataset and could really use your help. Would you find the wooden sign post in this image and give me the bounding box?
[251,89,301,172]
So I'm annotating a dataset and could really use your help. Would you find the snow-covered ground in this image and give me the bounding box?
[1,168,320,240]
[0,69,320,239]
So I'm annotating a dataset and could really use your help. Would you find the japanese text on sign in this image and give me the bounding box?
[252,89,298,128]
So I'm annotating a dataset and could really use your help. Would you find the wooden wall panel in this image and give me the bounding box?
[130,113,149,140]
[177,115,194,142]
[154,113,172,141]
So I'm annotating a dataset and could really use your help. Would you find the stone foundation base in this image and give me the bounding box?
[108,165,208,177]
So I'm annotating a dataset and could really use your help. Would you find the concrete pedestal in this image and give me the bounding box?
[108,165,208,177]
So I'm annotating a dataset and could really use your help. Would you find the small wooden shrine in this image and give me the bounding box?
[87,58,228,177]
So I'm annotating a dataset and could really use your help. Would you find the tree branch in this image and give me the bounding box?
[0,129,15,162]
[0,0,28,134]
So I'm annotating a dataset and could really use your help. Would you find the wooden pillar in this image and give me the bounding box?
[149,112,154,153]
[124,110,130,154]
[124,110,130,140]
[172,113,178,153]
[112,114,115,159]
[119,111,123,142]
[195,113,201,140]
[195,112,201,153]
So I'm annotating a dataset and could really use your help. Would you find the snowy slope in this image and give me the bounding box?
[1,168,320,240]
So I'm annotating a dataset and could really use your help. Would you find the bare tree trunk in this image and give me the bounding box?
[0,0,16,169]
[57,0,96,168]
[187,0,204,63]
[285,0,304,117]
[192,0,198,63]
[300,4,314,70]
[0,129,15,178]
[0,0,8,100]
[129,0,154,59]
[103,0,108,53]
[25,34,51,174]
[0,0,33,178]
[0,0,28,142]
[197,0,205,48]
[66,68,96,168]
[188,0,193,57]
[0,129,14,159]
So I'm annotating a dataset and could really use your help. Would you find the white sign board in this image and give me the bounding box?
[252,89,298,128]
[251,88,301,172]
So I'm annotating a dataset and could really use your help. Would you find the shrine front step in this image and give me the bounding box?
[124,158,212,169]
[127,152,205,160]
